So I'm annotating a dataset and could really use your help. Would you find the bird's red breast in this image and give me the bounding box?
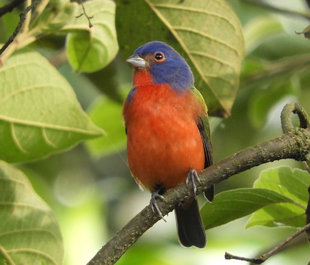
[123,70,205,191]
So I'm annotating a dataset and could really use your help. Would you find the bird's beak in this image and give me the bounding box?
[126,54,147,68]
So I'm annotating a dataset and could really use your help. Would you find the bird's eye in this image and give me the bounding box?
[154,52,165,63]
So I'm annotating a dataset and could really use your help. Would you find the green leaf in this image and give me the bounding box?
[116,0,244,117]
[253,167,310,206]
[34,0,76,32]
[86,94,126,157]
[201,188,294,229]
[0,49,104,163]
[64,0,118,72]
[0,161,63,265]
[248,77,294,128]
[246,203,306,228]
[243,16,284,54]
[246,167,310,228]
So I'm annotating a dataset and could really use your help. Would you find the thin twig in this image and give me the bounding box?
[242,0,310,20]
[76,0,93,28]
[0,0,25,17]
[225,223,310,264]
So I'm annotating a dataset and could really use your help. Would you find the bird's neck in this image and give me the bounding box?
[133,69,154,87]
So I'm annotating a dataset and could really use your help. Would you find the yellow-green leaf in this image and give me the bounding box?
[0,161,63,265]
[0,49,104,163]
[64,0,118,72]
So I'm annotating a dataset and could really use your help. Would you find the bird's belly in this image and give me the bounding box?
[127,113,205,191]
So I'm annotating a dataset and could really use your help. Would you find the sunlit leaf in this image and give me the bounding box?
[64,0,118,72]
[246,167,310,228]
[116,0,244,117]
[0,49,104,163]
[0,161,63,265]
[201,188,294,229]
[253,167,310,206]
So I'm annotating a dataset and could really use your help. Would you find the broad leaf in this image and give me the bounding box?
[253,167,310,207]
[86,95,126,156]
[0,49,104,163]
[246,203,306,228]
[247,167,310,228]
[0,161,63,265]
[64,0,118,72]
[201,188,294,229]
[116,0,244,117]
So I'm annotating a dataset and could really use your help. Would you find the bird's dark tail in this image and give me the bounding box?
[175,197,206,248]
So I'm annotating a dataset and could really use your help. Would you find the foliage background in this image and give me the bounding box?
[0,0,310,264]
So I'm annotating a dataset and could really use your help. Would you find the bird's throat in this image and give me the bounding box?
[133,69,154,87]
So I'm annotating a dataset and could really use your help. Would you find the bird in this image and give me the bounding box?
[123,41,213,248]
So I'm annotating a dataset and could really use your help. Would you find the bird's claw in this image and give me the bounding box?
[186,168,201,195]
[150,191,167,222]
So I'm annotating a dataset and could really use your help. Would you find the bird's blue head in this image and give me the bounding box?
[127,41,194,91]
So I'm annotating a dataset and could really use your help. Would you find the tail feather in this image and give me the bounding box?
[175,198,206,248]
[204,185,215,201]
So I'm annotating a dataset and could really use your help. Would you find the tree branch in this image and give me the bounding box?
[87,126,310,265]
[225,223,310,264]
[241,0,310,20]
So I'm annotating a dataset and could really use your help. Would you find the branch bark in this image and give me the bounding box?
[87,126,310,265]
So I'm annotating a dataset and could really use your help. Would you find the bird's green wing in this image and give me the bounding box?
[191,87,213,164]
[192,87,214,200]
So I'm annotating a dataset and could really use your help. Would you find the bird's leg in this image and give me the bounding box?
[186,168,201,195]
[150,188,167,222]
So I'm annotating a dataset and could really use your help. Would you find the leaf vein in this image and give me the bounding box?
[152,3,238,32]
[0,228,62,247]
[0,84,64,106]
[0,201,48,212]
[0,246,15,265]
[173,26,240,56]
[42,128,57,148]
[7,248,58,265]
[0,114,101,136]
[190,51,238,73]
[10,123,28,154]
[204,74,232,85]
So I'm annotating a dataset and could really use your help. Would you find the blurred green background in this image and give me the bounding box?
[2,0,310,264]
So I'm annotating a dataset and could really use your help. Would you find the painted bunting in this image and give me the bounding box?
[123,41,213,248]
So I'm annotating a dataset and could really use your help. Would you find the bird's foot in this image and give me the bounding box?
[186,168,201,195]
[150,190,167,222]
